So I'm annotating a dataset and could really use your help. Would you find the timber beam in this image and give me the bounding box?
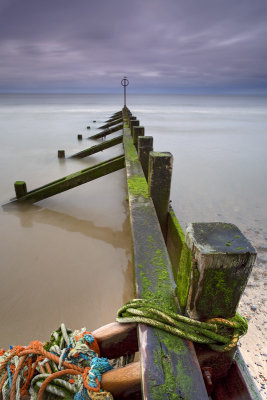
[88,123,123,140]
[70,135,123,159]
[11,155,125,204]
[106,111,123,122]
[98,117,123,130]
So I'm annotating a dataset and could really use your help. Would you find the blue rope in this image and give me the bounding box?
[88,357,113,389]
[7,362,12,389]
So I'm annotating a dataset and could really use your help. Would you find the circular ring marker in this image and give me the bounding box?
[121,77,129,87]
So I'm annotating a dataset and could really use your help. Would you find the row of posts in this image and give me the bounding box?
[124,109,172,240]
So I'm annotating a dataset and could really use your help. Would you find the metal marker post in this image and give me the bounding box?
[121,76,129,107]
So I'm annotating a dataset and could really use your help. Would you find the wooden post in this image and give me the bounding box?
[148,152,173,240]
[138,136,153,180]
[14,181,27,198]
[181,222,257,388]
[58,150,65,159]
[132,126,144,150]
[130,120,139,137]
[77,134,83,140]
[184,222,256,320]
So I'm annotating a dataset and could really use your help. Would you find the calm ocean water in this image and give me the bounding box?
[0,93,266,347]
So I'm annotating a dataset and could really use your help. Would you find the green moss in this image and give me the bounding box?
[128,174,149,198]
[139,264,152,298]
[15,181,26,186]
[168,209,185,244]
[148,331,194,399]
[197,268,239,317]
[124,137,139,163]
[236,246,246,250]
[189,262,200,310]
[176,244,193,314]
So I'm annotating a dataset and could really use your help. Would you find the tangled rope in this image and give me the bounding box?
[0,324,114,400]
[117,299,248,352]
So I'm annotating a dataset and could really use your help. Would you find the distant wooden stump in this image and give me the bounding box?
[58,150,65,158]
[14,181,27,198]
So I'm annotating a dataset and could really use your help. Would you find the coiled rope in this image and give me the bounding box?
[0,324,115,400]
[117,298,248,352]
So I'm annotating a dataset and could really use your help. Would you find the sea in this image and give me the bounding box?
[0,93,266,348]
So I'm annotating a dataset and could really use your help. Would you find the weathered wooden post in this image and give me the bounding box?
[130,120,139,137]
[148,152,173,240]
[178,222,257,391]
[77,134,83,140]
[128,116,136,125]
[14,181,27,198]
[132,126,144,150]
[138,136,153,180]
[58,150,65,159]
[184,222,256,320]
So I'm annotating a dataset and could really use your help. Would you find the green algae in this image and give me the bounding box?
[128,174,149,199]
[176,243,193,314]
[197,267,240,318]
[168,209,185,244]
[148,331,194,399]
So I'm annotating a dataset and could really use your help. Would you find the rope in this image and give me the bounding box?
[116,298,248,352]
[0,324,115,400]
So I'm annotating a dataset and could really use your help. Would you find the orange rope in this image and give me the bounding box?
[18,349,84,373]
[20,357,33,398]
[0,346,24,375]
[37,369,80,400]
[0,331,103,398]
[10,355,27,400]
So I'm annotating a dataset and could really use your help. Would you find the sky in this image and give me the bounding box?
[0,0,267,94]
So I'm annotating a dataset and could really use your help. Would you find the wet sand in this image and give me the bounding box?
[0,167,134,348]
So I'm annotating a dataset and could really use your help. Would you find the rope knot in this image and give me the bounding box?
[29,341,43,351]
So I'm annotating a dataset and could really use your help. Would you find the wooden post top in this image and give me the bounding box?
[186,222,256,255]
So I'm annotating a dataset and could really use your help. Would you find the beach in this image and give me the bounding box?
[0,93,266,396]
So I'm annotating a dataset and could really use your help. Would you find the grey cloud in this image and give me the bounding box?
[0,0,267,92]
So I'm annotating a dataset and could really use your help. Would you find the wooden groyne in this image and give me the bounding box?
[4,106,262,400]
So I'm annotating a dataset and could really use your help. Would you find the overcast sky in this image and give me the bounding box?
[0,0,267,93]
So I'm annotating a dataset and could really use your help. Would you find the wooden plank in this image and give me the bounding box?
[212,350,262,399]
[122,114,208,400]
[88,123,123,140]
[106,111,123,122]
[98,117,123,130]
[10,155,125,204]
[93,322,138,359]
[102,362,141,399]
[70,135,123,159]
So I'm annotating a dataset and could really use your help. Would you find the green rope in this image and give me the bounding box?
[117,299,248,352]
